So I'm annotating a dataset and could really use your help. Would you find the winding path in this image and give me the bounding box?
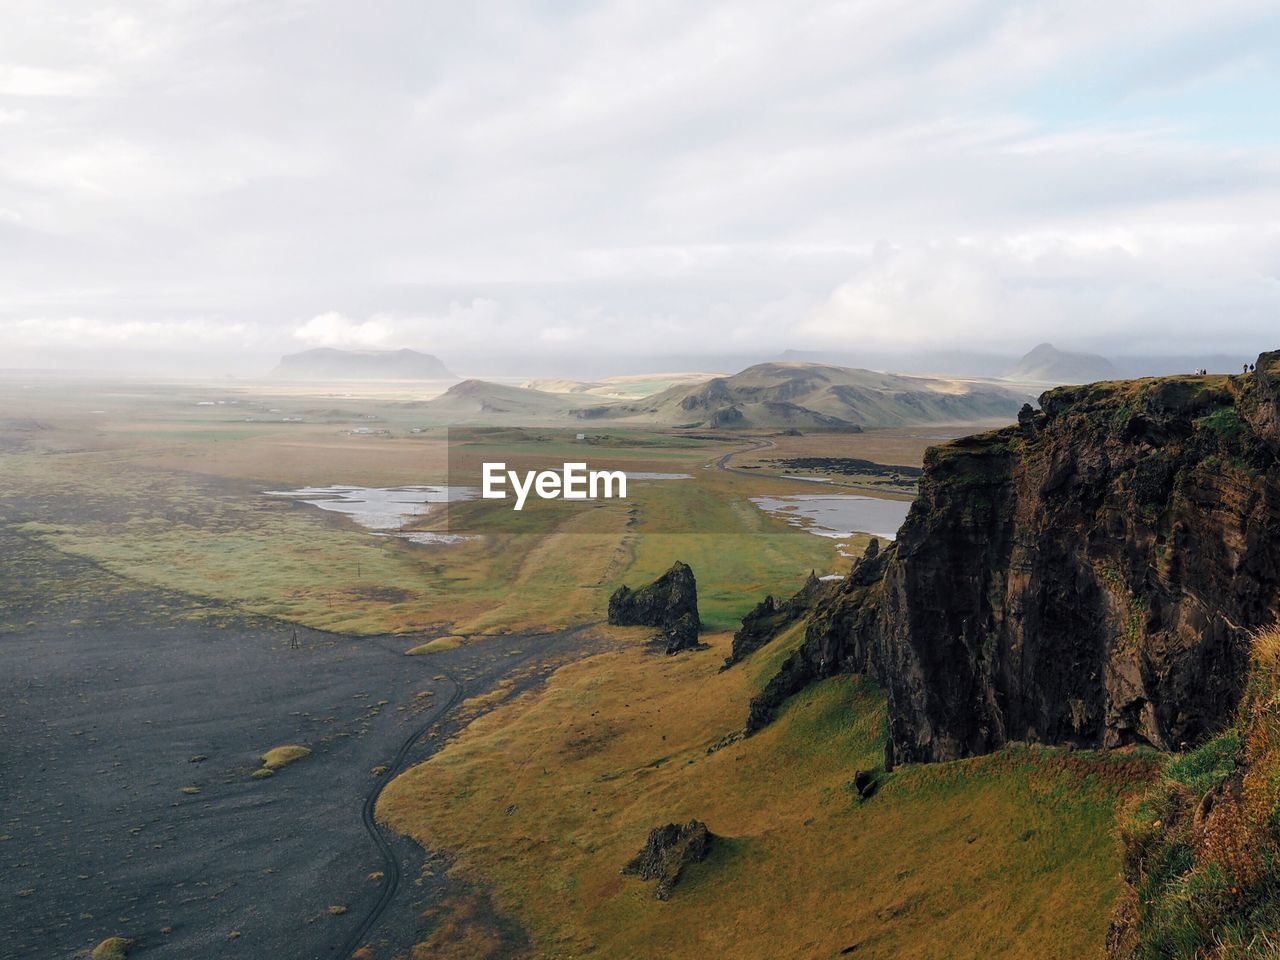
[336,668,464,959]
[713,435,774,474]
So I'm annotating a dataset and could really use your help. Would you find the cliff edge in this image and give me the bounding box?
[747,351,1280,767]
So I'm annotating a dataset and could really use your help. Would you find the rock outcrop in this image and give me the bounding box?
[608,561,701,654]
[723,569,833,668]
[750,353,1280,766]
[746,539,890,735]
[621,820,714,900]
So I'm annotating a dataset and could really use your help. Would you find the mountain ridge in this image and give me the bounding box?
[272,347,454,380]
[1003,342,1119,384]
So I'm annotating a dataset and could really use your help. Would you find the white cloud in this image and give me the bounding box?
[0,64,103,97]
[293,312,394,349]
[802,227,1280,352]
[2,0,1280,370]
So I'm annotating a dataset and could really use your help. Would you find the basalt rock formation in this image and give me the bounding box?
[723,570,832,668]
[746,539,890,735]
[748,352,1280,766]
[621,820,714,900]
[609,561,701,654]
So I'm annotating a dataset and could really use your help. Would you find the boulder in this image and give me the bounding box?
[621,820,714,900]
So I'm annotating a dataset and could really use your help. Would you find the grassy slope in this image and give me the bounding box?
[1112,627,1280,959]
[380,626,1156,959]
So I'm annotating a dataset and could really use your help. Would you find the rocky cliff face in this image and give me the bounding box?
[724,570,831,668]
[748,352,1280,766]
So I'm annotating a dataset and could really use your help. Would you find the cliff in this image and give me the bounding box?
[272,347,454,380]
[747,351,1280,767]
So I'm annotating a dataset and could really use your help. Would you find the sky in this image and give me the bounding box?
[2,0,1279,375]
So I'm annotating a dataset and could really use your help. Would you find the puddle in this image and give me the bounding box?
[749,494,911,541]
[265,485,477,544]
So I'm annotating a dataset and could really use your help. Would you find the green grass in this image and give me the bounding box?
[10,424,842,637]
[381,629,1151,959]
[1113,628,1280,959]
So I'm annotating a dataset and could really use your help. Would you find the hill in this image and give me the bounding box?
[420,363,1025,429]
[524,372,716,400]
[422,378,605,420]
[620,362,1026,429]
[1004,342,1117,384]
[272,347,454,380]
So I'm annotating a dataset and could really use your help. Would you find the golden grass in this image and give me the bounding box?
[407,636,467,655]
[412,893,527,960]
[380,628,1149,959]
[260,744,311,770]
[91,937,134,960]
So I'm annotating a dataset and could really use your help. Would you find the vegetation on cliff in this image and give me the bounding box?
[1108,626,1280,959]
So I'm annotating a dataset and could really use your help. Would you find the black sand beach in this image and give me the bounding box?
[0,529,588,958]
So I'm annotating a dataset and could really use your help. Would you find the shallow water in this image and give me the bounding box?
[265,485,477,543]
[749,493,911,541]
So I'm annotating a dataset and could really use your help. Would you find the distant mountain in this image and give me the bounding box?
[619,362,1026,430]
[416,363,1025,429]
[1004,343,1117,384]
[272,348,454,380]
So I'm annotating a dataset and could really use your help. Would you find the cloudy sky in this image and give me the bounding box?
[2,0,1279,374]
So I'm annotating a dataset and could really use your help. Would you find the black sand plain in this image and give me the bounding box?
[0,528,588,958]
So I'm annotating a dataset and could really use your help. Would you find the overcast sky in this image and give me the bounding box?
[2,0,1279,374]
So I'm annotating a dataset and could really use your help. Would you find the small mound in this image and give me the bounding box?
[260,745,312,770]
[406,635,465,655]
[91,937,134,960]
